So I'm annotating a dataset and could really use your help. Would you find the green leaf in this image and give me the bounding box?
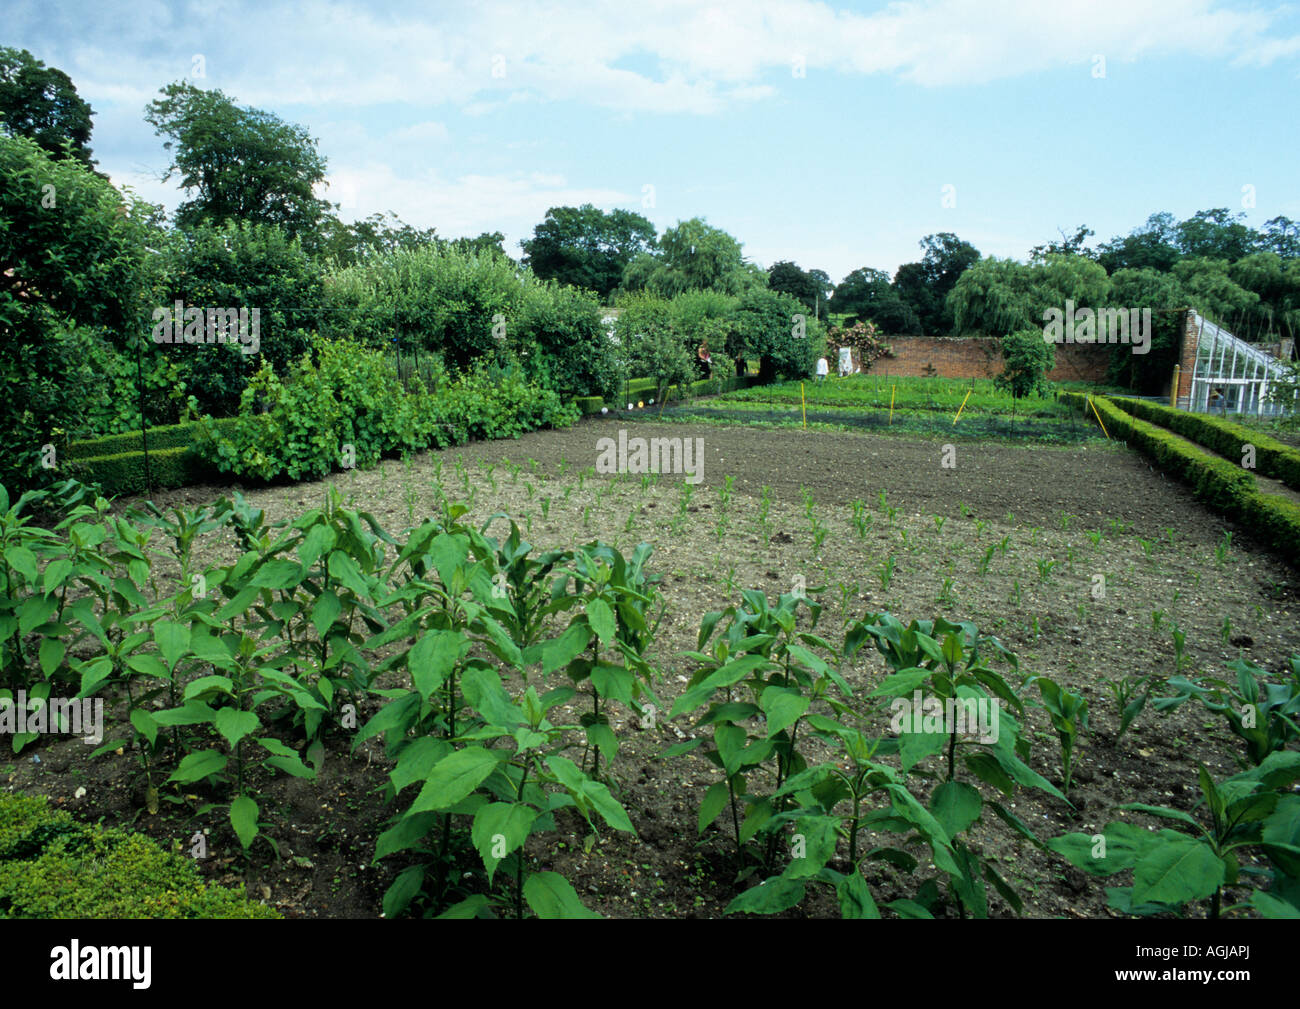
[183,675,235,701]
[212,708,259,749]
[408,630,465,703]
[542,621,593,675]
[586,597,617,645]
[311,590,342,638]
[1251,890,1300,918]
[523,871,602,918]
[375,812,439,860]
[760,686,809,738]
[472,802,539,883]
[230,795,259,850]
[930,780,983,838]
[129,708,158,747]
[251,558,304,590]
[725,876,806,914]
[167,749,228,784]
[670,654,772,718]
[125,652,170,679]
[698,781,730,834]
[383,865,426,919]
[410,747,501,813]
[834,870,881,919]
[38,637,65,676]
[1130,835,1224,907]
[153,619,190,669]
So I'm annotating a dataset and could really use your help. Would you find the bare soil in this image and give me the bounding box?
[7,416,1298,918]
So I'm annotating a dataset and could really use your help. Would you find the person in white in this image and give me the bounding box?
[815,357,829,382]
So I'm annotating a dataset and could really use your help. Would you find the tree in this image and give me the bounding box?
[316,211,441,267]
[145,82,331,243]
[1175,208,1256,262]
[893,233,980,333]
[1106,268,1187,392]
[1096,212,1181,274]
[1260,217,1300,260]
[1,134,155,488]
[622,218,750,297]
[995,329,1055,399]
[733,288,815,382]
[157,220,324,416]
[767,261,818,312]
[1030,225,1095,262]
[0,48,95,168]
[948,258,1038,337]
[831,267,920,333]
[1172,258,1259,325]
[522,204,656,300]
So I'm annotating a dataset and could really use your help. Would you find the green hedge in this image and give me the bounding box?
[575,396,604,415]
[0,794,279,918]
[1113,397,1300,493]
[64,446,212,497]
[1062,393,1300,565]
[67,419,239,460]
[608,372,752,409]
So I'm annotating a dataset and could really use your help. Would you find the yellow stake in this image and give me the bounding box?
[1087,396,1110,439]
[889,384,895,425]
[801,382,807,429]
[953,388,973,425]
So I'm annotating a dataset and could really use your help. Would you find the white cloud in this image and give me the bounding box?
[17,0,1295,123]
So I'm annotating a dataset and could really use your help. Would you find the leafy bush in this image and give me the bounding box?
[732,288,816,383]
[0,794,278,918]
[995,329,1055,399]
[155,219,324,417]
[516,283,620,400]
[194,339,579,482]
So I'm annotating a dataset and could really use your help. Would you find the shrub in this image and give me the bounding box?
[194,338,579,482]
[733,287,816,382]
[0,794,278,918]
[996,329,1055,399]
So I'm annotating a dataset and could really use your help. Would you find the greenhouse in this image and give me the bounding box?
[1185,313,1293,415]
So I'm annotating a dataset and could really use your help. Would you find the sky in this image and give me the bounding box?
[6,0,1300,283]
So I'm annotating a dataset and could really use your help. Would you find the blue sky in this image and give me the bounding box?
[6,0,1300,282]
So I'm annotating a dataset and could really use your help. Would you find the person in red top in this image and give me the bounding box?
[697,341,713,379]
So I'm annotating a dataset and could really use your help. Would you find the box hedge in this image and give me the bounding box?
[1061,393,1300,565]
[0,794,279,919]
[64,446,213,497]
[1113,397,1300,494]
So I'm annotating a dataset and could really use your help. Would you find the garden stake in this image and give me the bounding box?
[953,388,972,425]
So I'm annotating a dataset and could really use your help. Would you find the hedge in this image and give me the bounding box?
[65,446,213,497]
[604,372,754,410]
[1113,397,1300,494]
[1061,393,1300,565]
[0,794,279,918]
[67,418,239,460]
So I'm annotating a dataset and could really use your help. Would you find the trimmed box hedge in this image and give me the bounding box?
[0,794,278,919]
[67,418,239,460]
[65,446,212,497]
[1113,397,1300,494]
[1061,393,1300,565]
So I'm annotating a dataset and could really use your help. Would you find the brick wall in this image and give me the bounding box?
[862,336,1112,383]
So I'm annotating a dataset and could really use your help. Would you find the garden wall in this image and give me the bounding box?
[869,336,1111,383]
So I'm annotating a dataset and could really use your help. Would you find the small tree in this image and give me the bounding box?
[996,329,1055,399]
